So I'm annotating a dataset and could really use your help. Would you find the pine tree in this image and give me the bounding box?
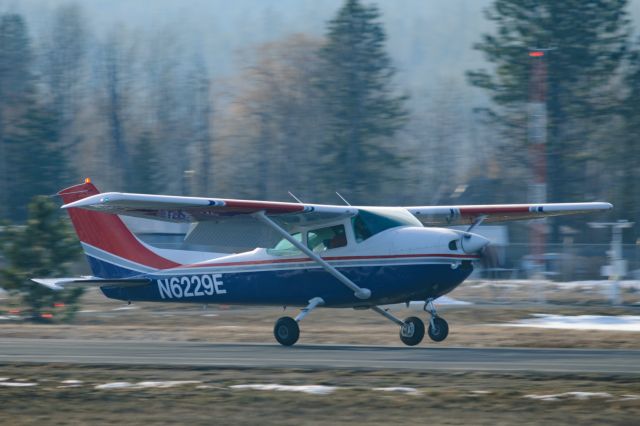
[467,0,629,240]
[0,14,36,220]
[7,100,69,220]
[619,38,640,241]
[127,130,163,194]
[0,196,82,320]
[319,0,408,201]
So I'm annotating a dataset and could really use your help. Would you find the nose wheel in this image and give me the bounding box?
[427,316,449,342]
[424,298,449,342]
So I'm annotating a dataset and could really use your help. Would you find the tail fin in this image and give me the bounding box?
[59,181,179,278]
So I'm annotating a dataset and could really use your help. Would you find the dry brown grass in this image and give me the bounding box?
[2,281,640,425]
[1,364,639,425]
[2,281,640,349]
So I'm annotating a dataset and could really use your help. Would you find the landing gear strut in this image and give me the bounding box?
[371,306,425,346]
[424,298,449,342]
[273,297,324,346]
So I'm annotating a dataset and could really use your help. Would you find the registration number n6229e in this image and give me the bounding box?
[157,274,226,299]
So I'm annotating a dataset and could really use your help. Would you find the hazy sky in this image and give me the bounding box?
[1,0,639,92]
[0,1,493,86]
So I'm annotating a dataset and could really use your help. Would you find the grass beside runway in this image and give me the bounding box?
[1,364,640,425]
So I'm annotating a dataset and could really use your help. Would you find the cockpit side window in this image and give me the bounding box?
[267,232,302,256]
[307,224,347,252]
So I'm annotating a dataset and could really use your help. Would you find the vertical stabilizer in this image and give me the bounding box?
[58,181,179,278]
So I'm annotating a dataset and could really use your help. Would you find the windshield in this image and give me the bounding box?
[352,208,422,242]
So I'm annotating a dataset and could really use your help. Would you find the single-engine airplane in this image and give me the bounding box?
[33,180,612,346]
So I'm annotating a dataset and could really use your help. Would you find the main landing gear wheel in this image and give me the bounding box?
[427,316,449,342]
[274,316,300,346]
[399,316,425,346]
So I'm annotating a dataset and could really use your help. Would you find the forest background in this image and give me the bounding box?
[1,0,639,244]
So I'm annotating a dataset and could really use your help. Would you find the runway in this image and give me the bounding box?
[1,338,639,373]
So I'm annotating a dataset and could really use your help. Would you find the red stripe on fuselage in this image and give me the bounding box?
[179,253,480,270]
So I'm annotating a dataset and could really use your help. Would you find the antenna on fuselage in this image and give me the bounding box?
[288,191,304,204]
[335,192,351,206]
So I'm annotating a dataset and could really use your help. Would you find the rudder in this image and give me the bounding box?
[59,180,179,278]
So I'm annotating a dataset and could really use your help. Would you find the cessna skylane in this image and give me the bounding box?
[34,180,611,346]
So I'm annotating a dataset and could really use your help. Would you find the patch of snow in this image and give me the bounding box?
[137,381,201,388]
[435,296,472,306]
[58,379,84,388]
[0,315,21,320]
[0,382,37,387]
[470,390,492,394]
[373,387,421,396]
[553,280,640,290]
[620,394,640,401]
[524,391,612,401]
[202,314,218,317]
[382,296,471,311]
[95,381,200,390]
[230,384,337,395]
[112,306,139,311]
[95,382,134,390]
[503,314,640,332]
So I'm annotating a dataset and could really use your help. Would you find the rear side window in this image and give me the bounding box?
[307,224,347,252]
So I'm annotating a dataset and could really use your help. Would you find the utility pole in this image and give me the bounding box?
[528,48,552,300]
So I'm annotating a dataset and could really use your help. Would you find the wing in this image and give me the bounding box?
[406,202,612,226]
[62,192,357,228]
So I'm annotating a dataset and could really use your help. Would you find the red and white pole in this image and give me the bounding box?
[528,48,549,290]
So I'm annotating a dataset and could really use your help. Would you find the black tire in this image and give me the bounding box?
[399,316,425,346]
[427,316,449,342]
[274,316,300,346]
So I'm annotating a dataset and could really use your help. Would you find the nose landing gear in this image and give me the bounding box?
[424,298,449,342]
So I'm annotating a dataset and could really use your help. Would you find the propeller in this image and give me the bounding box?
[455,231,490,254]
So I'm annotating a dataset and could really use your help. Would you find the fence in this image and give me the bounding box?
[477,243,640,282]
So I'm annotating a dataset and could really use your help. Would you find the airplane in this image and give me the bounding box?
[33,179,612,346]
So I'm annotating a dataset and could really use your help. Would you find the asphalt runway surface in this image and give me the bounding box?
[1,338,639,373]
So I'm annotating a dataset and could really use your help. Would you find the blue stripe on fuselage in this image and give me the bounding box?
[99,262,474,307]
[87,255,143,278]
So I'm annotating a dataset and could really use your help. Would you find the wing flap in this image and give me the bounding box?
[408,202,613,226]
[62,192,355,223]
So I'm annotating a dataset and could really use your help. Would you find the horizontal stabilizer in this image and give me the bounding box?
[31,277,151,291]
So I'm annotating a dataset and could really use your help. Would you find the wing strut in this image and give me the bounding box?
[254,211,372,300]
